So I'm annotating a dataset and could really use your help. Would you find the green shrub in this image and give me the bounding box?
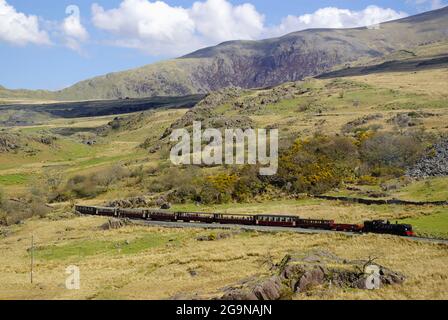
[199,174,238,204]
[233,166,266,202]
[277,136,358,195]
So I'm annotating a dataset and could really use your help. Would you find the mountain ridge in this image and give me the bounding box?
[1,6,448,101]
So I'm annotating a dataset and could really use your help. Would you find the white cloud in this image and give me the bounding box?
[0,0,51,46]
[91,0,265,55]
[189,0,265,43]
[409,0,446,10]
[92,0,197,55]
[91,1,409,56]
[268,6,408,37]
[62,5,89,52]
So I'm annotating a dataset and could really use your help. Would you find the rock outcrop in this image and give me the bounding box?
[100,218,131,230]
[0,133,21,153]
[161,88,254,139]
[220,251,405,300]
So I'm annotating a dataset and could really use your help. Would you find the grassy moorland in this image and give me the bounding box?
[0,42,447,300]
[0,213,447,300]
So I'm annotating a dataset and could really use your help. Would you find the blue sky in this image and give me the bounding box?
[0,0,445,90]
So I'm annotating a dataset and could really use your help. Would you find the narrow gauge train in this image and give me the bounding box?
[74,205,414,237]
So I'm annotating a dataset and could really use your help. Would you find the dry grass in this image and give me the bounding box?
[0,215,447,300]
[347,69,448,98]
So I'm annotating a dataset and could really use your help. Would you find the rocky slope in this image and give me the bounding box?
[2,7,448,101]
[408,138,448,178]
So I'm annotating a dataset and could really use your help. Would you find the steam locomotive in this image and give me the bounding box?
[74,205,415,237]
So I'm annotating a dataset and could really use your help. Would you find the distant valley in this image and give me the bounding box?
[0,95,204,126]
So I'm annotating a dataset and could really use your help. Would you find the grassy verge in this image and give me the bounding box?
[394,177,448,202]
[402,209,448,239]
[0,173,31,186]
[34,232,186,261]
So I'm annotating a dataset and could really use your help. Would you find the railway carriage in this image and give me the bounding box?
[146,210,177,222]
[74,205,97,215]
[214,214,255,225]
[118,208,145,219]
[255,215,297,227]
[176,212,215,223]
[296,218,334,230]
[96,207,117,217]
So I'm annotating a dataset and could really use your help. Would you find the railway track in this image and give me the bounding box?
[132,218,448,245]
[75,205,448,245]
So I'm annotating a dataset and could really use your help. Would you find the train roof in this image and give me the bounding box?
[255,214,298,219]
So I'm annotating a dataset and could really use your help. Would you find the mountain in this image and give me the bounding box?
[2,6,448,102]
[0,86,53,102]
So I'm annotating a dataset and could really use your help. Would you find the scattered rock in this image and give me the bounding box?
[342,114,383,133]
[36,135,57,145]
[388,111,435,128]
[188,269,198,277]
[232,84,309,114]
[161,203,172,210]
[107,196,149,208]
[100,218,131,230]
[381,178,412,192]
[196,232,233,241]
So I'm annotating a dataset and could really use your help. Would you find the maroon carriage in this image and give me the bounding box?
[255,215,297,227]
[295,218,335,230]
[213,214,255,225]
[176,212,215,223]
